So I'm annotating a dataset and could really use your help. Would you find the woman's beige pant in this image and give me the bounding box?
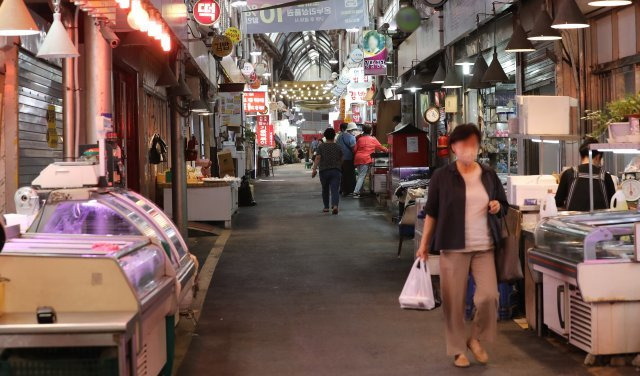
[439,250,499,356]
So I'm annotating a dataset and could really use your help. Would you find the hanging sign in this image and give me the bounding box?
[246,0,369,34]
[243,91,267,113]
[224,27,242,43]
[256,115,274,147]
[351,103,362,123]
[396,6,421,33]
[193,0,221,26]
[241,62,254,77]
[349,48,364,63]
[211,35,233,57]
[363,31,388,76]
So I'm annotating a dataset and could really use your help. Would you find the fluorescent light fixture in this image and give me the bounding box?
[532,139,560,144]
[250,50,262,56]
[329,58,339,64]
[346,27,360,33]
[463,64,471,75]
[588,0,631,6]
[455,56,475,66]
[230,0,247,7]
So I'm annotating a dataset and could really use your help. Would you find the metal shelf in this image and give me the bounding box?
[511,134,582,141]
[589,143,640,152]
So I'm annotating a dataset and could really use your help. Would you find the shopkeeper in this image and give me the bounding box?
[555,137,616,211]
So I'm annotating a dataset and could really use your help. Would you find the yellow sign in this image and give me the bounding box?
[224,27,241,44]
[46,104,59,149]
[211,35,233,57]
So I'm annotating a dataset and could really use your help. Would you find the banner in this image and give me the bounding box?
[363,31,388,76]
[243,91,267,113]
[245,0,369,34]
[256,115,274,147]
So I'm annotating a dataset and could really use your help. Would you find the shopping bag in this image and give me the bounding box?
[495,210,524,283]
[399,258,436,310]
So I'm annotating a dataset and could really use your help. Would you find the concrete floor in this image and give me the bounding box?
[177,163,636,376]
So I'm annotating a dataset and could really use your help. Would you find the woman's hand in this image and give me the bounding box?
[489,200,500,215]
[416,245,429,261]
[311,168,317,178]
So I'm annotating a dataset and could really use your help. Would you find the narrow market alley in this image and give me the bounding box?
[176,164,614,376]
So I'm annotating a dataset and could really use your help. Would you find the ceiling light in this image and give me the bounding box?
[161,30,171,52]
[455,55,475,66]
[37,9,79,58]
[552,0,589,29]
[170,75,192,98]
[431,62,446,84]
[117,0,130,9]
[263,72,271,77]
[588,0,631,6]
[329,58,339,64]
[0,0,39,36]
[346,27,360,33]
[468,54,491,89]
[191,99,209,113]
[505,23,535,52]
[482,48,509,84]
[250,50,262,56]
[230,0,247,7]
[155,62,178,87]
[528,10,562,41]
[442,66,462,89]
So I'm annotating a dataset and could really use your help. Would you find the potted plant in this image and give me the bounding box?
[583,92,640,138]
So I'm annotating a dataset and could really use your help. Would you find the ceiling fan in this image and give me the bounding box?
[243,0,329,12]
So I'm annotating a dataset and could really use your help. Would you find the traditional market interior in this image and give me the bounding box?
[0,0,639,374]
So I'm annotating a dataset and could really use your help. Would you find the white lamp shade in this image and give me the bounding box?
[0,0,38,36]
[37,13,79,58]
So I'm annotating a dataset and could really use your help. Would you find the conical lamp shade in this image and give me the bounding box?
[442,66,462,89]
[375,88,386,101]
[380,78,392,89]
[0,0,38,36]
[121,31,150,47]
[431,62,446,84]
[528,10,562,41]
[505,23,535,52]
[155,62,178,87]
[170,76,192,97]
[552,0,588,29]
[37,13,79,59]
[482,50,509,84]
[468,54,491,89]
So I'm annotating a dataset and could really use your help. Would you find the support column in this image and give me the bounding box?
[84,14,112,143]
[170,53,188,238]
[62,57,75,160]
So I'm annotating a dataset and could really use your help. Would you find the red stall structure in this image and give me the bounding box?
[387,124,429,168]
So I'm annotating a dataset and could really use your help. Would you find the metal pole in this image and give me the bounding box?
[170,52,188,238]
[589,149,594,212]
[84,14,112,144]
[62,57,75,160]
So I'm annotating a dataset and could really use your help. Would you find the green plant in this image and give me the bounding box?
[244,129,256,142]
[583,92,640,137]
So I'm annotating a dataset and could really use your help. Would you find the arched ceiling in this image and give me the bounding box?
[270,31,334,81]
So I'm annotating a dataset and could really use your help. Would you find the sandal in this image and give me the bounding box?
[332,207,339,215]
[323,208,330,213]
[454,354,470,368]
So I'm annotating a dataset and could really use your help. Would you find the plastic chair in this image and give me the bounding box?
[397,203,416,257]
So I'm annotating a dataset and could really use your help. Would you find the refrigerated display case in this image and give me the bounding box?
[528,211,640,360]
[0,234,177,375]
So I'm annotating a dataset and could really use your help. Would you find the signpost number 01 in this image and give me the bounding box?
[193,0,221,26]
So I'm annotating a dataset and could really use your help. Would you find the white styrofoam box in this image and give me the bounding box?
[507,175,557,204]
[373,174,387,193]
[517,96,577,135]
[510,184,558,206]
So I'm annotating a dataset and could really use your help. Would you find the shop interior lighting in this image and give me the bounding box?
[231,0,247,7]
[431,62,446,84]
[482,48,509,84]
[37,0,79,58]
[250,50,262,57]
[505,23,535,52]
[528,9,562,41]
[191,99,209,113]
[468,53,491,89]
[346,27,360,33]
[532,139,560,144]
[171,75,192,97]
[329,58,339,64]
[462,64,472,75]
[161,31,171,52]
[588,0,631,6]
[127,0,149,32]
[442,65,462,89]
[117,0,131,9]
[155,62,179,87]
[0,0,39,36]
[455,55,475,66]
[552,0,589,29]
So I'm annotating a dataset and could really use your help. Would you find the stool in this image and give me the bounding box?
[305,161,313,169]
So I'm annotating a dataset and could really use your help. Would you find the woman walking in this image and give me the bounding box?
[416,124,508,368]
[353,124,388,198]
[312,128,343,214]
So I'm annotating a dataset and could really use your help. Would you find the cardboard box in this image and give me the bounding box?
[217,151,235,178]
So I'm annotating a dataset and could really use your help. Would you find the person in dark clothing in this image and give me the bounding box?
[312,128,343,214]
[555,137,616,211]
[337,122,357,195]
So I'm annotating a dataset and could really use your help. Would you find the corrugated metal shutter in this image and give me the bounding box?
[18,50,63,187]
[524,41,556,92]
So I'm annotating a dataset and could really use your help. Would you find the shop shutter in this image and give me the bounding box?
[17,50,63,187]
[524,41,556,92]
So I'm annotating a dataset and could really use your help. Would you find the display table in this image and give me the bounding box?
[160,181,238,228]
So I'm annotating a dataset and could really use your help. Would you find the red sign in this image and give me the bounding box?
[243,91,267,114]
[351,104,362,123]
[193,0,221,26]
[256,116,274,147]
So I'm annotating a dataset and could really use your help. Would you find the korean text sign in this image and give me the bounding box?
[256,115,274,147]
[243,91,267,114]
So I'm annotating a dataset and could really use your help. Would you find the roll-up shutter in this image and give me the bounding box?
[524,41,556,92]
[17,50,63,187]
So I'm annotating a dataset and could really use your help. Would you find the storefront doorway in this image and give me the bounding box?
[113,67,140,192]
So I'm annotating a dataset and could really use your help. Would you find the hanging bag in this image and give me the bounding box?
[495,208,524,283]
[399,258,436,310]
[148,134,162,164]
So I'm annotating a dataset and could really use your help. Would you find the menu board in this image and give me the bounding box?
[219,92,243,128]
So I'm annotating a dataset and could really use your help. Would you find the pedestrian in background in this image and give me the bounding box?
[337,122,357,196]
[416,124,508,368]
[312,128,343,214]
[353,124,387,198]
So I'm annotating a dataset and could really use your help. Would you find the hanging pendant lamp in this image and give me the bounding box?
[431,62,446,84]
[380,77,392,89]
[482,48,509,84]
[170,75,192,97]
[442,65,462,89]
[37,2,79,58]
[468,54,491,89]
[155,62,178,87]
[505,23,535,53]
[528,10,562,41]
[588,0,631,5]
[375,88,386,101]
[552,0,589,29]
[0,0,38,36]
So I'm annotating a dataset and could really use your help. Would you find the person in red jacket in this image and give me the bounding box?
[353,124,388,198]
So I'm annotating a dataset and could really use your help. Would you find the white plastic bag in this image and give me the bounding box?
[399,258,436,310]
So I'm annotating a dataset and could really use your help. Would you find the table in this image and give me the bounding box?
[160,181,238,228]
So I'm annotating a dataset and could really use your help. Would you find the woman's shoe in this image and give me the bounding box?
[467,339,489,364]
[323,208,330,213]
[453,354,470,368]
[332,207,339,215]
